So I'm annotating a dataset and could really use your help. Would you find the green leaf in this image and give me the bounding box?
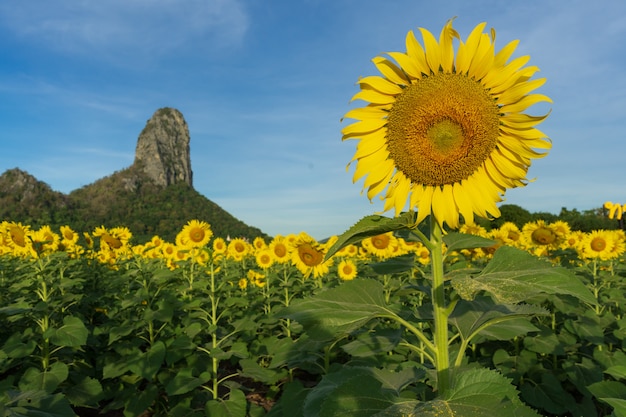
[369,254,416,275]
[2,331,37,359]
[10,392,77,417]
[443,232,496,253]
[65,376,103,407]
[341,328,402,357]
[587,380,626,402]
[303,367,396,417]
[165,368,210,396]
[373,368,541,417]
[266,381,308,417]
[324,213,417,260]
[450,246,596,305]
[600,398,626,417]
[204,389,247,417]
[49,316,88,348]
[280,279,397,341]
[128,341,166,381]
[524,329,565,355]
[239,358,287,385]
[605,365,626,380]
[519,372,576,415]
[449,297,547,343]
[125,383,159,417]
[19,362,68,394]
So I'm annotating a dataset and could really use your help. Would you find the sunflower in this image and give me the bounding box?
[291,233,333,279]
[342,20,551,229]
[255,248,274,270]
[176,220,213,248]
[269,235,292,264]
[228,238,251,261]
[212,237,227,254]
[362,232,397,259]
[579,230,615,261]
[521,220,562,253]
[337,259,358,281]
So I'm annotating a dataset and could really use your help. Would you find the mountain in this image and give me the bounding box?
[0,108,267,242]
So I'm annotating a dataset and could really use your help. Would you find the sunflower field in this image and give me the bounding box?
[1,216,625,417]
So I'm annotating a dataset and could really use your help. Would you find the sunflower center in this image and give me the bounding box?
[531,228,556,246]
[298,244,324,267]
[590,237,607,252]
[386,73,500,186]
[273,243,287,258]
[190,228,205,243]
[372,234,390,250]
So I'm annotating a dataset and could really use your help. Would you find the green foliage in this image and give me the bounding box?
[0,166,267,242]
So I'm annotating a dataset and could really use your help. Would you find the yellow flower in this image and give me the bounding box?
[337,259,358,281]
[521,220,562,251]
[579,230,616,260]
[255,248,274,270]
[362,232,397,259]
[212,237,227,254]
[291,233,333,279]
[228,238,251,261]
[269,235,292,264]
[342,20,551,229]
[238,278,248,290]
[176,220,213,248]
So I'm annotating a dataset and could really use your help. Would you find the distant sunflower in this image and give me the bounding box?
[337,259,358,281]
[228,238,250,261]
[269,235,292,264]
[255,249,274,270]
[579,230,615,260]
[176,220,212,248]
[342,20,551,229]
[292,233,333,279]
[362,232,397,259]
[213,237,227,254]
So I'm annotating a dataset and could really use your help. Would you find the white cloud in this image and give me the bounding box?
[0,0,249,61]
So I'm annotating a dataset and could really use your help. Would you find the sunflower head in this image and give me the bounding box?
[342,19,551,229]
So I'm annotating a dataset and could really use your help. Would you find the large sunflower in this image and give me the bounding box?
[342,20,551,229]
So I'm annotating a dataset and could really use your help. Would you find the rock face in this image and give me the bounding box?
[134,108,193,188]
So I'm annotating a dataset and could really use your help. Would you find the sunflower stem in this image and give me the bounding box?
[430,218,450,394]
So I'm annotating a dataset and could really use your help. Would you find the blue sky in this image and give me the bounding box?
[1,0,625,239]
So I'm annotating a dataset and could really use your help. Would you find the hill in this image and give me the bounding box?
[0,108,267,242]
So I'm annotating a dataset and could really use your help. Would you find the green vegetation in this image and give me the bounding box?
[0,167,266,242]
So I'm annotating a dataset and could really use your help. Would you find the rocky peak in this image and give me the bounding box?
[134,108,193,188]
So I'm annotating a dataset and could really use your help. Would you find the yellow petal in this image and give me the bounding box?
[500,93,552,114]
[341,118,386,138]
[438,19,458,72]
[453,181,474,225]
[350,88,396,105]
[373,56,409,85]
[419,27,441,73]
[456,22,487,74]
[343,106,387,122]
[497,78,546,105]
[358,75,404,95]
[387,51,422,79]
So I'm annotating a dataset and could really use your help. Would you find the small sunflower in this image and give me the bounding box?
[269,235,292,264]
[579,230,615,260]
[337,259,358,281]
[228,238,251,261]
[212,237,227,254]
[176,220,213,248]
[342,20,551,229]
[255,248,274,270]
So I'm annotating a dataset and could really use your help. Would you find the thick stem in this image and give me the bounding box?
[430,219,450,394]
